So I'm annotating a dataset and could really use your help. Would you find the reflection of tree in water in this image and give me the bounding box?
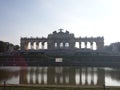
[0,68,19,83]
[106,68,120,81]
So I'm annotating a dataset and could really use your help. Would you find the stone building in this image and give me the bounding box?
[20,29,104,51]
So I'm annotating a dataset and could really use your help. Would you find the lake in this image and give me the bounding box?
[0,66,120,86]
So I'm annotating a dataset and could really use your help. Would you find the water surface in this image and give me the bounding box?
[0,66,120,86]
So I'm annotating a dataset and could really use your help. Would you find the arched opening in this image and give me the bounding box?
[39,42,42,49]
[93,42,97,50]
[28,42,31,50]
[81,42,85,48]
[55,42,57,48]
[60,42,63,48]
[65,42,69,47]
[44,42,48,49]
[87,42,91,49]
[75,42,79,48]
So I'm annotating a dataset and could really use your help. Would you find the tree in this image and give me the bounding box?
[14,45,19,50]
[0,41,4,52]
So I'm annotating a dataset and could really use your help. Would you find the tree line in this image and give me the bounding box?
[0,41,19,52]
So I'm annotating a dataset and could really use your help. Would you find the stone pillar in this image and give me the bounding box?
[20,40,25,51]
[63,42,65,48]
[30,69,34,84]
[79,42,81,49]
[97,69,105,86]
[21,40,29,51]
[85,42,87,49]
[96,42,104,51]
[36,42,39,50]
[57,42,60,49]
[23,42,26,50]
[47,40,54,49]
[20,38,26,51]
[69,42,75,49]
[80,68,82,85]
[31,42,34,50]
[35,68,39,84]
[23,41,28,50]
[19,69,28,84]
[96,37,104,51]
[85,68,88,85]
[90,42,93,50]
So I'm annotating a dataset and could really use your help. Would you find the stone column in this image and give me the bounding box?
[30,42,34,50]
[63,42,65,48]
[57,42,60,49]
[20,40,25,51]
[90,42,93,50]
[24,42,26,50]
[35,68,39,84]
[96,37,104,51]
[85,42,87,49]
[80,68,82,85]
[36,42,39,50]
[79,42,81,49]
[21,40,29,51]
[97,69,105,86]
[69,42,75,49]
[85,68,88,85]
[19,69,28,84]
[29,68,33,84]
[96,42,104,51]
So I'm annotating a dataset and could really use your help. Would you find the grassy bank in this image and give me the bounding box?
[0,85,120,90]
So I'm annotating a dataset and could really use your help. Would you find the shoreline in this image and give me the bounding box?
[0,84,120,89]
[0,84,119,87]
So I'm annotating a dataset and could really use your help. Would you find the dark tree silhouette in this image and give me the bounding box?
[0,41,19,52]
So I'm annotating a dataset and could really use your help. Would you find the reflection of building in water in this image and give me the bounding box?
[47,67,75,85]
[19,67,27,84]
[19,67,105,86]
[21,29,104,51]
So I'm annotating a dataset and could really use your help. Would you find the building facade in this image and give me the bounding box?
[20,29,104,51]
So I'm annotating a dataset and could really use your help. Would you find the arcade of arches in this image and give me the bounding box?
[21,29,104,51]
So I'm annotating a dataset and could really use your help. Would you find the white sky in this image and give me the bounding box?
[0,0,120,45]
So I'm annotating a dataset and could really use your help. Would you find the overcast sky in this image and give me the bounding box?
[0,0,120,45]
